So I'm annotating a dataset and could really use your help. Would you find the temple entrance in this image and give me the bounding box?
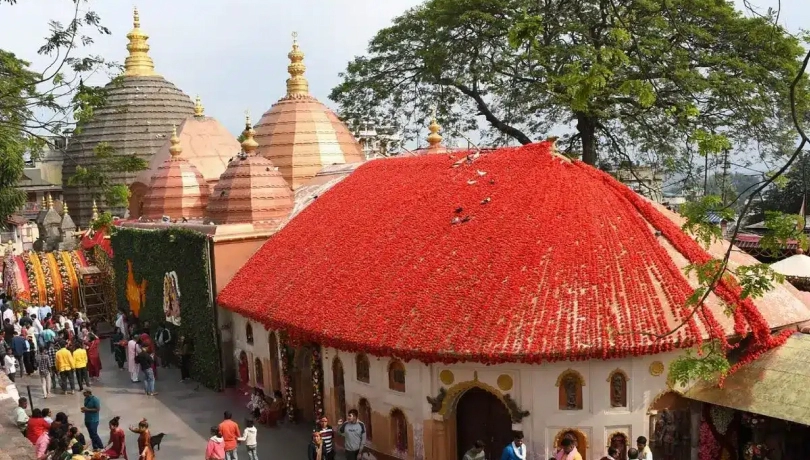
[554,429,588,460]
[268,333,281,393]
[456,387,512,460]
[290,345,316,424]
[332,358,347,419]
[609,433,628,460]
[238,351,249,386]
[649,391,691,460]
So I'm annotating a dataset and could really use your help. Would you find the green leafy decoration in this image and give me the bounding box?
[111,228,221,391]
[669,342,730,387]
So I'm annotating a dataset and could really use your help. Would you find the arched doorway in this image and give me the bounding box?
[609,432,628,460]
[332,357,347,419]
[269,333,281,393]
[238,351,249,385]
[290,345,315,423]
[649,391,691,460]
[456,387,512,460]
[553,429,588,460]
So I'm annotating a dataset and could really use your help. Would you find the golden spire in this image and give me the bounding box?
[427,107,443,149]
[47,193,54,210]
[194,95,205,118]
[41,195,47,209]
[62,201,69,215]
[169,125,182,158]
[241,111,259,154]
[92,200,99,220]
[124,7,157,77]
[285,32,309,98]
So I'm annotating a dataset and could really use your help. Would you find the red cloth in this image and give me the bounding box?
[87,340,102,378]
[26,417,50,444]
[218,420,241,451]
[104,428,128,459]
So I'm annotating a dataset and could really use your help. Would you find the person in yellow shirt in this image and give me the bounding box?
[54,343,76,395]
[73,344,89,391]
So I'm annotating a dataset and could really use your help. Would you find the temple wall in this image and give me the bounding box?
[212,238,269,294]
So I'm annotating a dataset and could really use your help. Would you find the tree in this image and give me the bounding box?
[0,0,137,220]
[329,0,806,168]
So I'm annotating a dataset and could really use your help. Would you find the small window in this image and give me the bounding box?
[356,353,370,383]
[359,398,373,441]
[390,408,408,452]
[255,358,264,386]
[245,323,254,345]
[556,369,584,410]
[388,360,406,392]
[608,369,628,408]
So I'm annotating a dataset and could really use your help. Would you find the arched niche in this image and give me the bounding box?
[607,368,629,408]
[553,428,589,460]
[556,369,585,410]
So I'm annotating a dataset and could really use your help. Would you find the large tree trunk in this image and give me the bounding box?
[576,113,598,165]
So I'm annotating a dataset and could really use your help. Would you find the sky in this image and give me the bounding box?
[0,0,808,139]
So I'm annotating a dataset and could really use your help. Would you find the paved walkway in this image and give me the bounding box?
[13,340,312,459]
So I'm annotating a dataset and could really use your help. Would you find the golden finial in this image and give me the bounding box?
[47,193,54,210]
[194,95,204,118]
[285,31,309,98]
[62,201,69,215]
[124,7,157,77]
[427,106,443,149]
[169,125,182,158]
[41,195,47,208]
[241,111,259,154]
[92,200,99,220]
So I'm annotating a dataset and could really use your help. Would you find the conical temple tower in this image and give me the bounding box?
[62,8,195,226]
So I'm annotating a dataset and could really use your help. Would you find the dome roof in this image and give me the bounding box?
[205,115,294,227]
[218,140,810,365]
[62,8,194,226]
[141,126,210,220]
[254,34,364,190]
[129,96,240,218]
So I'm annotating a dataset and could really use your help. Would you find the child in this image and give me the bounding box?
[238,418,258,460]
[4,348,18,382]
[205,426,225,460]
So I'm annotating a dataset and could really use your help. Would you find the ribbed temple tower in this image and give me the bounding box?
[62,8,195,226]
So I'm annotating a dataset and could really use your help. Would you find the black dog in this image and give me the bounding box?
[150,432,165,451]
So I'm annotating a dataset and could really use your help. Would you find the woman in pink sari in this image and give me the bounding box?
[87,333,102,380]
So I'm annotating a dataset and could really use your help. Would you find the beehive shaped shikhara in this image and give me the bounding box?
[253,34,364,190]
[62,8,195,226]
[218,141,810,366]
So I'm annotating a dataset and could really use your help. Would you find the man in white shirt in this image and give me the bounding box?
[14,396,29,435]
[1,304,14,325]
[636,436,653,460]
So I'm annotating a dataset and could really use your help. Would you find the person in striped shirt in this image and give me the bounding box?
[317,417,336,460]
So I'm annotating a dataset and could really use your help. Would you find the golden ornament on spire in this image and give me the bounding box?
[92,200,99,220]
[169,125,183,158]
[194,95,205,118]
[47,193,54,210]
[41,195,47,208]
[427,107,443,149]
[285,32,309,98]
[62,201,69,215]
[124,7,157,77]
[241,111,259,154]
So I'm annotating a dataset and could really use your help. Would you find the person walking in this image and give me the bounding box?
[111,328,126,370]
[127,337,140,383]
[55,342,76,395]
[337,409,367,460]
[81,389,104,450]
[72,342,89,391]
[137,345,156,396]
[237,418,258,460]
[87,334,102,381]
[317,417,335,460]
[205,426,226,460]
[154,323,172,368]
[308,431,324,460]
[37,345,53,398]
[46,339,58,392]
[218,411,240,460]
[178,335,193,382]
[11,329,26,378]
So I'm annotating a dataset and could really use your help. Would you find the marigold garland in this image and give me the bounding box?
[44,253,65,312]
[28,251,48,306]
[311,347,324,420]
[21,252,40,305]
[278,338,295,422]
[60,251,80,311]
[54,252,75,311]
[218,141,802,366]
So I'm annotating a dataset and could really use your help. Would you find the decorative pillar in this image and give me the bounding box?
[278,333,295,422]
[430,413,447,460]
[311,345,324,420]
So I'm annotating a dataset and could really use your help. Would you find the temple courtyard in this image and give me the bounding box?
[8,340,312,459]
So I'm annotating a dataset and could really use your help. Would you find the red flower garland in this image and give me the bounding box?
[699,419,722,460]
[217,141,795,366]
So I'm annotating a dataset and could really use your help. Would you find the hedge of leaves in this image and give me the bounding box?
[111,227,221,390]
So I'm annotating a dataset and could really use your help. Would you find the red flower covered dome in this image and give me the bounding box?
[205,115,294,227]
[141,126,210,220]
[217,141,810,365]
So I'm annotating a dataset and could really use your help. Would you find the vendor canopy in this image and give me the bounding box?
[218,141,810,365]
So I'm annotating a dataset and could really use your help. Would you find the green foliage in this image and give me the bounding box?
[67,142,148,207]
[752,153,810,222]
[330,0,807,168]
[669,342,730,387]
[0,0,118,220]
[759,211,808,256]
[91,211,114,232]
[111,228,221,391]
[680,195,735,247]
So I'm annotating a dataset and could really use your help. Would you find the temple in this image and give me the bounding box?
[62,8,196,226]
